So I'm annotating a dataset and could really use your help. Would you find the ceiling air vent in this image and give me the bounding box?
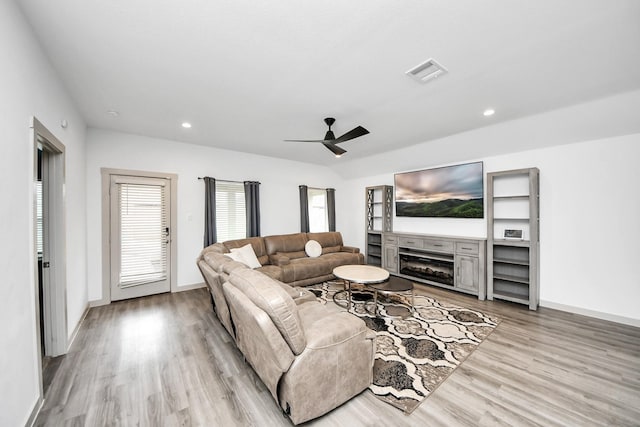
[406,58,448,83]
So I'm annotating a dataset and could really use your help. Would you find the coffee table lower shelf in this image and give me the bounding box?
[366,279,415,317]
[329,273,415,318]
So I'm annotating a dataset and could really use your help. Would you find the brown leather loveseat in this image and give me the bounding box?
[199,231,364,288]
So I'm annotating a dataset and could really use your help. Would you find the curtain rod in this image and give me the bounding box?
[301,185,336,191]
[197,176,260,184]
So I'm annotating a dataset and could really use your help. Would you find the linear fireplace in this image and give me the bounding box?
[399,253,455,286]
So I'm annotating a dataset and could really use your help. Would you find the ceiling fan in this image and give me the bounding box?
[285,117,369,157]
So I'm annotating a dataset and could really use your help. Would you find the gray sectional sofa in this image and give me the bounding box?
[196,231,374,424]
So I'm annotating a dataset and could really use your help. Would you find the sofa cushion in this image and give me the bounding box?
[268,253,290,266]
[281,257,332,283]
[202,242,228,255]
[256,265,283,281]
[231,243,262,269]
[277,250,307,260]
[264,233,308,255]
[229,268,306,355]
[297,300,342,331]
[222,259,249,275]
[307,231,344,248]
[321,252,364,270]
[223,237,269,266]
[322,246,341,254]
[276,281,317,305]
[203,252,234,274]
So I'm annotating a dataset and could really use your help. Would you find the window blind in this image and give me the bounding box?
[36,180,43,255]
[118,183,167,287]
[216,181,246,242]
[307,187,328,232]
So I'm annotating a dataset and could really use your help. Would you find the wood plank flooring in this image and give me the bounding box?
[35,285,640,426]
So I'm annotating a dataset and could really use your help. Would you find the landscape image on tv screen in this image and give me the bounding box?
[395,162,484,218]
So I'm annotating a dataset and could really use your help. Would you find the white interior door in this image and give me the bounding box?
[33,119,68,359]
[110,175,171,301]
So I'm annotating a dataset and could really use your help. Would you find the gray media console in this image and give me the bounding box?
[382,232,486,300]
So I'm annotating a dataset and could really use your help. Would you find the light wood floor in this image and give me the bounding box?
[36,285,640,426]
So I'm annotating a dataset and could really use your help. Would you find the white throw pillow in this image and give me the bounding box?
[305,240,322,258]
[224,251,247,266]
[231,244,262,269]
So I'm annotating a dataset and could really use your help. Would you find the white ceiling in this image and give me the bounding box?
[17,0,640,166]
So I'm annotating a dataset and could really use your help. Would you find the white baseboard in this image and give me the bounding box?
[89,282,206,308]
[540,300,640,328]
[175,282,206,292]
[66,303,90,352]
[89,297,110,307]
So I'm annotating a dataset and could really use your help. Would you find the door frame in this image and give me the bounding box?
[31,118,68,362]
[99,168,178,305]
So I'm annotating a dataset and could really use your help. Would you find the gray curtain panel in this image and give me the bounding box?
[299,185,309,233]
[204,177,216,246]
[244,181,261,237]
[326,188,336,232]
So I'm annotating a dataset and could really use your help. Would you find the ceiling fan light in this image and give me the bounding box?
[286,117,365,156]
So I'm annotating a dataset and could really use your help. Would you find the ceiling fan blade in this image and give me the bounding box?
[323,141,347,156]
[284,139,326,143]
[334,126,369,144]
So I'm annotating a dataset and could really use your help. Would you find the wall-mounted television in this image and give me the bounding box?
[394,161,484,218]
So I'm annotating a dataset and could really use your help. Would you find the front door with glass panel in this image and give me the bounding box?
[110,175,171,301]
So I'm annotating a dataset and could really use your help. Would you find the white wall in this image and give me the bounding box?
[0,2,87,426]
[87,94,640,323]
[335,96,640,323]
[491,135,639,321]
[85,129,342,301]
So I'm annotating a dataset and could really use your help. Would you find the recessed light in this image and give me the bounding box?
[483,109,495,117]
[106,110,119,117]
[181,122,192,129]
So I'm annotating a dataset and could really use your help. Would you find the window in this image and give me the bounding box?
[117,181,168,287]
[299,185,335,233]
[307,187,329,232]
[216,181,246,241]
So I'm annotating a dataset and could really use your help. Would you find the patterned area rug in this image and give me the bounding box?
[307,281,500,414]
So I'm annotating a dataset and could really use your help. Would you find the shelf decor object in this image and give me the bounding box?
[487,167,540,310]
[365,185,393,266]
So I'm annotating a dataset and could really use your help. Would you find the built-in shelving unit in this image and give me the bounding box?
[365,185,393,266]
[487,168,539,310]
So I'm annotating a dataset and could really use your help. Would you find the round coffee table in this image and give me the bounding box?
[332,265,389,310]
